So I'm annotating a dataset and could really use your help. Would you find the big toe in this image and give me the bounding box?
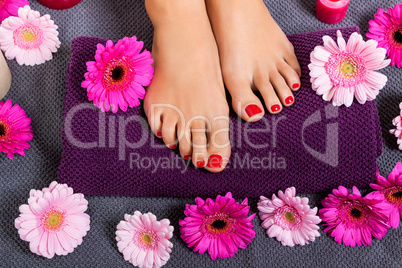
[226,77,265,122]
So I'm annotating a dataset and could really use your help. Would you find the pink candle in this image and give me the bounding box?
[316,0,350,24]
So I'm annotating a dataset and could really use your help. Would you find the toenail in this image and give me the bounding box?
[184,155,191,160]
[245,104,263,117]
[169,144,176,149]
[271,104,281,112]
[196,160,205,168]
[285,96,294,105]
[292,83,300,89]
[157,132,162,137]
[207,154,223,169]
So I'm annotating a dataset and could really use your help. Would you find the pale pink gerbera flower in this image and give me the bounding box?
[309,30,390,107]
[370,163,402,228]
[116,211,173,268]
[15,181,90,258]
[0,0,29,22]
[367,3,402,68]
[0,5,60,66]
[390,102,402,150]
[0,99,33,159]
[319,186,392,247]
[81,37,154,113]
[257,187,321,247]
[179,192,255,260]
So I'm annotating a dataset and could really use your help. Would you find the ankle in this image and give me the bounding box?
[145,0,207,26]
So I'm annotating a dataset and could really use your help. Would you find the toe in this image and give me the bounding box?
[161,115,178,149]
[190,120,208,168]
[270,71,295,107]
[226,77,265,122]
[178,124,192,160]
[147,107,163,138]
[205,117,231,173]
[254,75,283,114]
[284,44,302,77]
[278,61,301,91]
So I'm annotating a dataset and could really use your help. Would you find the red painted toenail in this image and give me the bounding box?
[196,160,205,168]
[292,83,300,89]
[207,154,223,169]
[285,96,294,105]
[157,132,162,137]
[245,104,263,117]
[184,155,191,160]
[271,104,281,112]
[169,144,176,149]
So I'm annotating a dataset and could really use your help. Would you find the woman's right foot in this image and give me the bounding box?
[144,0,231,172]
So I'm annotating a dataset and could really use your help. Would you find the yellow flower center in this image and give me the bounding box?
[284,212,295,222]
[44,210,64,231]
[143,234,151,243]
[23,30,35,42]
[342,62,355,74]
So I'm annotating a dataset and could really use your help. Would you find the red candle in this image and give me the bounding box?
[38,0,82,10]
[316,0,350,24]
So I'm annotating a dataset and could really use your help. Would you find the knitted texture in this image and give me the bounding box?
[2,0,402,267]
[58,26,383,198]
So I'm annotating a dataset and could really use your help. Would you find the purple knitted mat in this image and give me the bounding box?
[58,26,382,198]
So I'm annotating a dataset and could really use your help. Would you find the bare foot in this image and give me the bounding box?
[206,0,301,121]
[144,0,231,172]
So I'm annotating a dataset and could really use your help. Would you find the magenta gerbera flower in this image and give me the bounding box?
[179,192,255,260]
[367,3,402,68]
[15,181,90,258]
[319,186,392,247]
[257,187,321,247]
[116,211,174,268]
[390,102,402,150]
[370,163,402,228]
[0,5,61,66]
[309,30,390,107]
[0,0,29,22]
[81,37,154,113]
[0,99,33,159]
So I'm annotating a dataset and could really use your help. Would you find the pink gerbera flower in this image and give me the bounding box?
[0,0,29,23]
[370,163,402,228]
[257,187,321,247]
[0,5,61,66]
[367,3,402,68]
[390,102,402,150]
[319,186,392,247]
[0,99,33,159]
[15,181,90,258]
[179,192,255,260]
[116,211,174,268]
[309,30,390,107]
[81,37,154,113]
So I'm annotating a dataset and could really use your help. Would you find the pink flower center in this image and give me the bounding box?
[326,52,367,88]
[382,186,402,205]
[134,229,159,250]
[42,209,65,231]
[203,212,235,237]
[274,205,301,230]
[13,24,43,49]
[102,56,136,92]
[0,121,9,139]
[338,201,370,228]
